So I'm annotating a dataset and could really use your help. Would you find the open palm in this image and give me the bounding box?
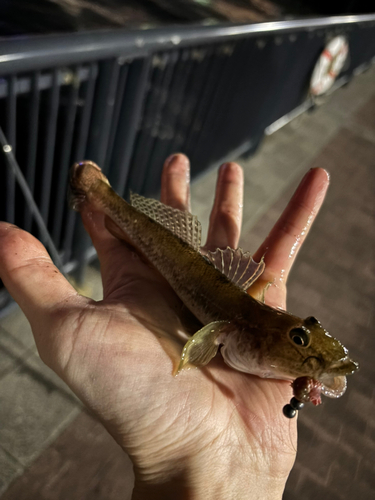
[0,155,329,499]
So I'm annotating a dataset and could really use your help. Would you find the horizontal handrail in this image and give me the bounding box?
[1,14,375,74]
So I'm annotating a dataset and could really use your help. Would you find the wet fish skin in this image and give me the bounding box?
[70,161,358,402]
[69,161,249,325]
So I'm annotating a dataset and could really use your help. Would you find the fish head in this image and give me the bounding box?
[262,315,358,398]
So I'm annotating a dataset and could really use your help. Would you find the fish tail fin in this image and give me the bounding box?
[176,321,229,374]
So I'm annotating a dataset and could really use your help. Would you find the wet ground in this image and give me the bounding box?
[0,64,374,499]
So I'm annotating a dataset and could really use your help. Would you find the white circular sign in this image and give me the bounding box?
[310,36,349,96]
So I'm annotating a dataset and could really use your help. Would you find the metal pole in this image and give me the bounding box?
[0,126,66,275]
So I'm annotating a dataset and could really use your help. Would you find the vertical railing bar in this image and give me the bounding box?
[137,51,179,195]
[126,52,176,195]
[0,127,65,274]
[24,71,40,232]
[72,60,121,282]
[148,53,177,137]
[75,63,98,160]
[112,56,151,197]
[104,62,129,177]
[164,48,196,155]
[147,50,180,161]
[183,47,216,156]
[5,75,17,223]
[0,80,7,99]
[169,46,211,155]
[187,47,228,167]
[63,62,97,265]
[143,48,193,195]
[123,57,165,194]
[6,76,16,153]
[52,66,80,246]
[97,60,121,172]
[198,41,247,167]
[86,59,120,172]
[217,40,257,157]
[40,68,60,223]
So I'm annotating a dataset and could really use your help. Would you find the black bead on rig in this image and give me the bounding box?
[283,397,305,418]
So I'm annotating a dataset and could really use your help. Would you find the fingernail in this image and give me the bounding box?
[0,222,19,231]
[220,162,230,173]
[165,153,189,168]
[218,163,230,181]
[0,223,20,239]
[165,154,177,167]
[219,162,242,183]
[298,168,329,193]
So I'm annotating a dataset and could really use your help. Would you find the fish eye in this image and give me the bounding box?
[289,328,310,347]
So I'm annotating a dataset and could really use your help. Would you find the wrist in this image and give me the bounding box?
[130,429,291,500]
[132,473,286,500]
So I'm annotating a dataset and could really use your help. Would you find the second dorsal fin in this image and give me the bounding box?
[203,247,265,291]
[130,192,202,251]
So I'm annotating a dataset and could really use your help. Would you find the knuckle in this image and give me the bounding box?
[215,205,241,228]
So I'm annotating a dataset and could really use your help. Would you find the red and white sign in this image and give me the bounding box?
[310,36,349,96]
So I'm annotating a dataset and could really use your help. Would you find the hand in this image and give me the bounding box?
[0,155,329,499]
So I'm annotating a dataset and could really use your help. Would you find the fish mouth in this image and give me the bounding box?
[320,374,347,399]
[318,357,358,399]
[325,356,359,376]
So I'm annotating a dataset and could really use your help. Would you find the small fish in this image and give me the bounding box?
[70,161,358,417]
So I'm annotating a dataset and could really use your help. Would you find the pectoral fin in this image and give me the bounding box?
[176,321,229,374]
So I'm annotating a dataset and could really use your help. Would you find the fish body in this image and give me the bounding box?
[70,161,358,405]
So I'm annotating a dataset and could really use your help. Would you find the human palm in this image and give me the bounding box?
[0,155,329,499]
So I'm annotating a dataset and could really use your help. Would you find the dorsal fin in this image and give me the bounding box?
[130,192,202,251]
[203,247,265,291]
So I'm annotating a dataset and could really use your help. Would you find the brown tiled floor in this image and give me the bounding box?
[284,130,375,498]
[1,412,133,500]
[1,65,374,499]
[244,91,375,499]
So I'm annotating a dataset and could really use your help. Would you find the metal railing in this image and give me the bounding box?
[1,14,375,310]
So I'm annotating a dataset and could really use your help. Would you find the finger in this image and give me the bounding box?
[205,162,243,251]
[253,168,329,283]
[160,153,191,211]
[0,223,80,327]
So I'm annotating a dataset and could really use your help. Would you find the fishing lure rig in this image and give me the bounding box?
[283,397,305,419]
[283,376,324,418]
